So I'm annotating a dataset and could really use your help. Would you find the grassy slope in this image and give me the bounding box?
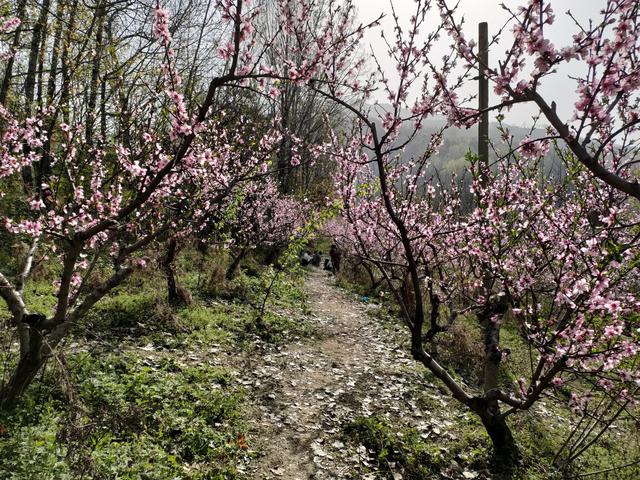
[334,275,640,480]
[0,250,312,479]
[0,250,638,479]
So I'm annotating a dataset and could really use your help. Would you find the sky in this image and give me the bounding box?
[351,0,606,126]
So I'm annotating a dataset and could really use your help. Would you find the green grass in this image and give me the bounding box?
[0,249,314,479]
[343,413,567,480]
[175,299,313,348]
[20,279,59,318]
[0,353,248,479]
[346,283,640,479]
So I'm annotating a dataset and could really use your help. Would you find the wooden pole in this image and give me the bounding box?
[476,21,501,401]
[478,22,489,168]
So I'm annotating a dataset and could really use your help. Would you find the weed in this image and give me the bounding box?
[0,353,248,479]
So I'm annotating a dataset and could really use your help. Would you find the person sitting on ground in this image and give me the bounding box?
[311,251,322,266]
[300,251,313,266]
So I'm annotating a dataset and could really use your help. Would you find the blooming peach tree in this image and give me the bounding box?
[0,0,367,408]
[212,177,310,278]
[319,0,640,463]
[439,0,640,199]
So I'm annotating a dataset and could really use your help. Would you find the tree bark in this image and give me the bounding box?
[0,0,27,105]
[278,84,293,193]
[46,0,65,104]
[20,0,52,188]
[0,304,46,410]
[162,237,190,307]
[478,407,519,465]
[479,305,503,390]
[36,3,49,106]
[86,1,107,147]
[36,0,65,189]
[24,0,51,116]
[361,261,381,292]
[60,0,79,124]
[0,336,46,410]
[226,248,246,280]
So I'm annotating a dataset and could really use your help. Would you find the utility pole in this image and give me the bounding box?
[475,21,502,407]
[478,21,489,169]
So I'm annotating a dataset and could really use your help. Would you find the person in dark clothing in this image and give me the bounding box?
[311,251,322,266]
[323,258,334,273]
[329,243,341,273]
[300,251,313,266]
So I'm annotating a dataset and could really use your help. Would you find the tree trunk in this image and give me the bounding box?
[226,249,246,280]
[46,0,65,104]
[162,237,190,307]
[0,0,28,105]
[463,392,519,466]
[117,84,132,149]
[20,0,52,188]
[86,1,106,147]
[24,0,51,116]
[481,310,502,393]
[36,3,49,106]
[37,0,65,189]
[60,0,79,124]
[277,81,293,193]
[482,414,518,459]
[478,407,519,466]
[0,347,47,410]
[0,321,46,410]
[400,275,416,320]
[361,261,380,293]
[163,237,180,305]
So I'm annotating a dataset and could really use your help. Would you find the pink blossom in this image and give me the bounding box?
[518,136,550,159]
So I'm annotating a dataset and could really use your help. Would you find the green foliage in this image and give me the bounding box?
[0,354,247,479]
[20,279,59,318]
[0,409,72,480]
[343,414,568,480]
[84,291,162,330]
[172,242,314,347]
[89,437,183,480]
[180,279,312,349]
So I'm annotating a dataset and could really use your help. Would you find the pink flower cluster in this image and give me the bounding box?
[153,6,171,46]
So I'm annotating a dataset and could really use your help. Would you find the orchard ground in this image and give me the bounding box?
[0,253,638,480]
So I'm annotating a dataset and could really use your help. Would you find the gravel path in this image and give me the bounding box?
[239,268,460,480]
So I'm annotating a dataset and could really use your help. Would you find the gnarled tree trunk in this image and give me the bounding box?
[0,323,47,410]
[226,248,247,280]
[469,397,519,465]
[162,237,191,307]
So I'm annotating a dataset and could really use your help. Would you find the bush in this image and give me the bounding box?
[432,320,485,385]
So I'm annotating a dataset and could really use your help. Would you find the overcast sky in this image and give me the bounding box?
[351,0,606,126]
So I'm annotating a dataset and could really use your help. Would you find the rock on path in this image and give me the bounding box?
[239,268,456,480]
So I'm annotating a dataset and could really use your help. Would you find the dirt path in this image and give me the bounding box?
[239,268,456,480]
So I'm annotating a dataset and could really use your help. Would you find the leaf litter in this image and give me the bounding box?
[231,269,489,479]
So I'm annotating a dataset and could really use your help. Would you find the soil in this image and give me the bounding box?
[240,268,457,480]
